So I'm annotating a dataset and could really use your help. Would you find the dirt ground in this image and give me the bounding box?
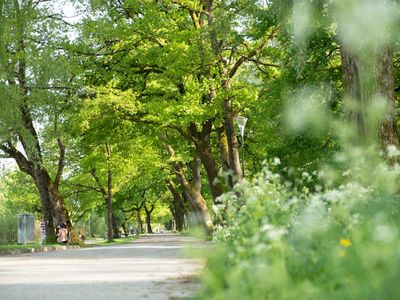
[0,234,207,300]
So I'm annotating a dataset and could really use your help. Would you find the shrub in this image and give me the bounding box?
[198,153,400,299]
[0,212,17,244]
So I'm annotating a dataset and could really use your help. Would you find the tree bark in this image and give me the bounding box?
[106,143,113,241]
[136,209,143,234]
[33,168,57,243]
[223,97,243,181]
[217,127,231,172]
[162,135,213,233]
[217,127,234,189]
[188,122,224,201]
[112,213,120,238]
[341,45,399,151]
[144,203,155,234]
[0,141,72,243]
[340,46,368,143]
[376,48,399,149]
[166,180,186,232]
[90,145,114,242]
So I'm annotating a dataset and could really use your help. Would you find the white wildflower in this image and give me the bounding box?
[261,223,274,232]
[342,169,351,177]
[314,185,323,192]
[213,204,224,214]
[285,181,293,188]
[288,197,299,205]
[387,145,400,158]
[323,189,342,203]
[374,225,397,243]
[273,157,281,165]
[267,228,288,241]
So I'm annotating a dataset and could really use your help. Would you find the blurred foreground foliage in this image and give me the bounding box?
[198,145,400,299]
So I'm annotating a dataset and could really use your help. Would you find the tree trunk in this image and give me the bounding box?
[163,135,213,233]
[36,167,74,243]
[217,127,234,189]
[188,122,224,201]
[146,214,153,233]
[112,213,120,238]
[91,168,114,241]
[189,155,213,231]
[89,144,114,242]
[166,180,186,232]
[121,222,129,237]
[34,169,57,243]
[341,45,399,151]
[376,48,399,149]
[0,143,71,243]
[223,97,243,181]
[144,203,155,234]
[47,180,71,228]
[196,141,224,200]
[340,46,368,143]
[136,209,143,234]
[106,143,113,241]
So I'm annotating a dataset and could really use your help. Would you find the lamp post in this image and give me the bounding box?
[235,116,247,178]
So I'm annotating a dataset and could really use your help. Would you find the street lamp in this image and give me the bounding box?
[235,116,247,178]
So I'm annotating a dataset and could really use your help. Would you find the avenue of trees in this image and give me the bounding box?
[2,2,400,297]
[0,0,399,239]
[1,0,282,241]
[3,0,400,298]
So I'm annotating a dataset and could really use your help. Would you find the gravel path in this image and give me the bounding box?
[0,234,206,300]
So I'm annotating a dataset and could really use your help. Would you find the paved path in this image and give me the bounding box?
[0,234,206,300]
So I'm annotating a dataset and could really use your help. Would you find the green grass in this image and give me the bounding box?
[0,242,59,250]
[82,236,137,247]
[0,236,138,254]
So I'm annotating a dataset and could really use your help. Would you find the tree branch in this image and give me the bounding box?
[72,183,103,194]
[0,142,34,176]
[90,168,108,201]
[53,108,65,187]
[227,33,275,79]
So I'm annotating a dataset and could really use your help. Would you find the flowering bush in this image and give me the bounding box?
[198,152,400,299]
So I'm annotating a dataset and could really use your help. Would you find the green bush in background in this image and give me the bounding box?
[0,212,17,243]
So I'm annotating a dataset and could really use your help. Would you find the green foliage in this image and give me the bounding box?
[74,212,106,238]
[2,171,41,216]
[0,171,39,244]
[0,176,14,243]
[197,0,400,297]
[0,212,17,243]
[1,2,400,297]
[198,151,400,299]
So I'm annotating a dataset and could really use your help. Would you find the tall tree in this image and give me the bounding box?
[78,0,274,199]
[337,0,399,150]
[0,0,78,242]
